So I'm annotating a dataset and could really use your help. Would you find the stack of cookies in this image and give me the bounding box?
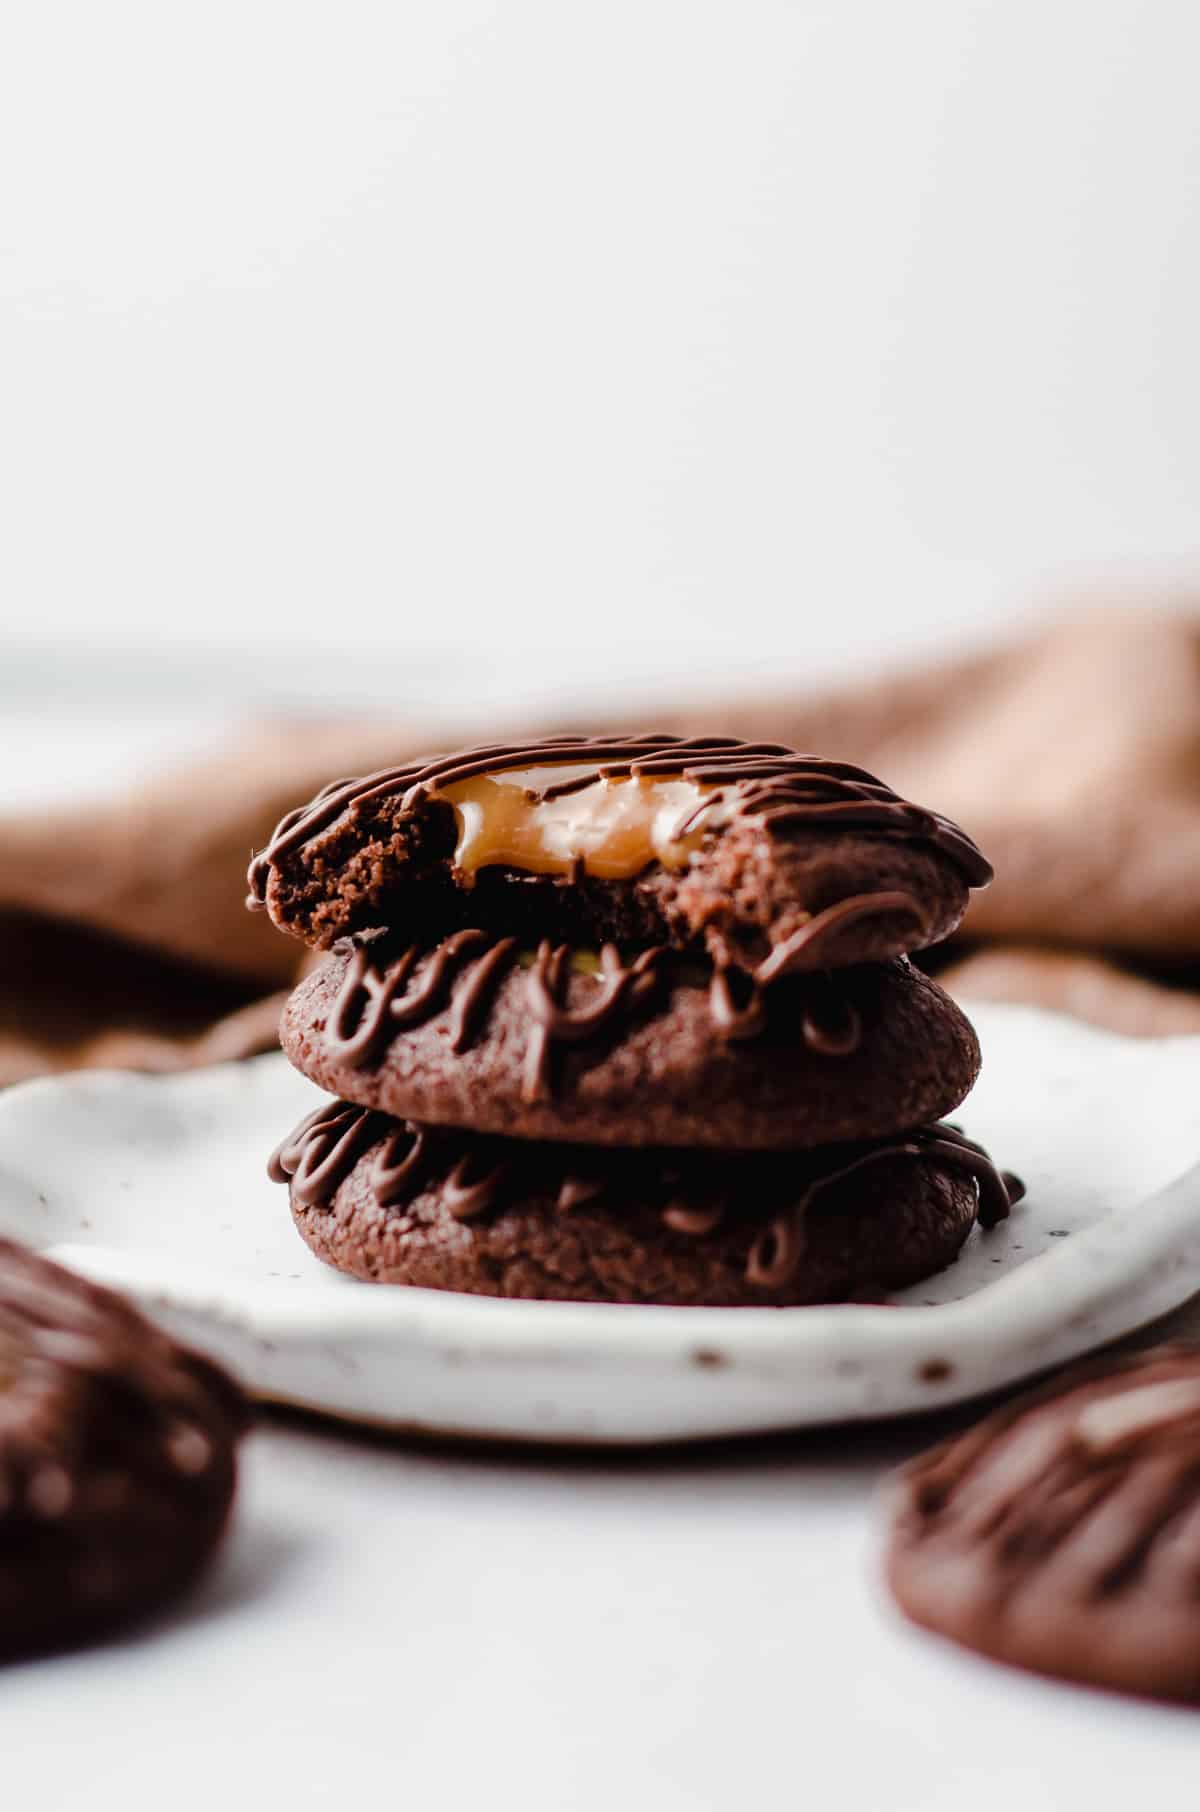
[250,736,1020,1306]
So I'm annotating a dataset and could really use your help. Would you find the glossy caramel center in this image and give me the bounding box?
[437,763,716,881]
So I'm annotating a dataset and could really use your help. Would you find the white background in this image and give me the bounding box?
[3,5,1200,1803]
[2,0,1199,703]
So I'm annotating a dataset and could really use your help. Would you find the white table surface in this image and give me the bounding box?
[3,705,1200,1803]
[6,1392,1200,1811]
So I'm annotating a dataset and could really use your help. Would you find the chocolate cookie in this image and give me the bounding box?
[281,936,980,1149]
[270,1101,1019,1305]
[247,735,990,977]
[884,1347,1200,1703]
[0,1239,248,1660]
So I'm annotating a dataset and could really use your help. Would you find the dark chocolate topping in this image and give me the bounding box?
[754,891,927,986]
[372,1122,436,1207]
[742,1122,1017,1288]
[523,941,666,1101]
[267,1099,381,1207]
[661,1199,726,1236]
[247,733,992,905]
[269,1108,1021,1289]
[707,966,769,1041]
[798,991,863,1059]
[555,1175,609,1214]
[269,1101,512,1222]
[441,1151,512,1221]
[316,929,872,1098]
[323,929,517,1069]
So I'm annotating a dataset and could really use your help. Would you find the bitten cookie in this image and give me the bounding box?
[884,1347,1200,1704]
[247,735,991,977]
[281,937,981,1149]
[270,1101,1020,1305]
[0,1239,249,1660]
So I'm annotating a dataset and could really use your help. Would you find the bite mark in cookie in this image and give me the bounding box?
[247,736,990,975]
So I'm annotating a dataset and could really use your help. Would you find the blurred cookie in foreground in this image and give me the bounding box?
[270,1102,1020,1306]
[884,1346,1200,1703]
[0,1238,249,1660]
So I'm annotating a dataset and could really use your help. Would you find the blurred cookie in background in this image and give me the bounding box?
[884,1346,1200,1704]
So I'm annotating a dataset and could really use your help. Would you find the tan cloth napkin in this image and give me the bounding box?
[4,606,1197,1086]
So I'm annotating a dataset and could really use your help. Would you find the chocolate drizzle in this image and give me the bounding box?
[371,1123,434,1207]
[523,941,665,1101]
[753,891,927,985]
[269,1101,509,1223]
[321,929,870,1091]
[247,733,992,906]
[444,935,520,1052]
[321,932,668,1094]
[269,1107,1023,1289]
[555,1175,609,1214]
[441,1152,511,1221]
[707,966,768,1041]
[800,994,862,1058]
[743,1122,1021,1289]
[661,1200,725,1236]
[325,929,517,1066]
[707,964,864,1055]
[267,1100,380,1207]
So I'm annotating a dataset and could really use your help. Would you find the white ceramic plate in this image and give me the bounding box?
[1,1003,1198,1445]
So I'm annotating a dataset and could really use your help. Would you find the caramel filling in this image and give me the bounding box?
[436,763,718,881]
